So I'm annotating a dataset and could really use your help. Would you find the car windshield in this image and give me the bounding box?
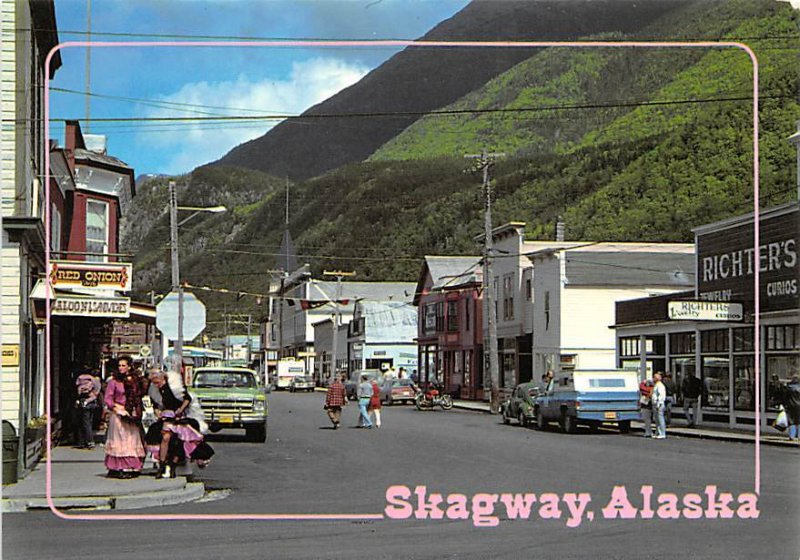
[297,376,312,382]
[193,371,256,388]
[392,379,413,387]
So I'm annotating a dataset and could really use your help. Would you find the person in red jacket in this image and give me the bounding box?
[368,379,382,428]
[639,379,654,438]
[324,374,347,429]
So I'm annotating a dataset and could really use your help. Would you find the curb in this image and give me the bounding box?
[2,481,206,513]
[452,402,796,448]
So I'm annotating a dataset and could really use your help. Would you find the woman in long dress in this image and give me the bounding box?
[103,356,146,479]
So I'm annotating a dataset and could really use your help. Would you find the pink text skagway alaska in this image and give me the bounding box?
[385,485,759,528]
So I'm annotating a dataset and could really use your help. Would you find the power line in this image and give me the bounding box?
[40,93,791,125]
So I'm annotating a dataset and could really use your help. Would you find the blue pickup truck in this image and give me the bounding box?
[533,369,640,433]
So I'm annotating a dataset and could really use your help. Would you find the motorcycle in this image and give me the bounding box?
[413,383,454,411]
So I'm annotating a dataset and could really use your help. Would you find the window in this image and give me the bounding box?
[525,278,532,301]
[669,332,695,355]
[50,203,61,253]
[436,302,445,332]
[733,328,754,352]
[503,274,514,321]
[423,304,437,335]
[447,300,458,332]
[701,329,729,353]
[544,291,550,330]
[465,298,471,331]
[767,325,798,350]
[86,199,109,262]
[702,356,729,410]
[619,337,640,358]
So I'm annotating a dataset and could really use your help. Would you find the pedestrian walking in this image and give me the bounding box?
[652,372,667,439]
[639,379,654,438]
[681,373,703,427]
[103,356,147,478]
[324,374,347,429]
[74,369,101,449]
[369,378,382,428]
[782,375,800,441]
[356,374,374,428]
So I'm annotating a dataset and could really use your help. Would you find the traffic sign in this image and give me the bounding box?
[156,291,207,341]
[139,345,152,357]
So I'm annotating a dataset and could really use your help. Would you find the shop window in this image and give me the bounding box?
[767,354,800,411]
[619,337,640,358]
[702,356,729,411]
[645,335,665,355]
[767,325,798,351]
[436,302,445,333]
[423,304,437,335]
[701,329,729,353]
[670,357,696,407]
[503,274,514,321]
[669,332,695,355]
[733,356,755,411]
[733,328,754,352]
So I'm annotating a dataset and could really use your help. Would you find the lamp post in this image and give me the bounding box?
[168,180,226,374]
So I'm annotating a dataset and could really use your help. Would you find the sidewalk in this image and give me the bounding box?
[1,445,205,513]
[452,399,799,448]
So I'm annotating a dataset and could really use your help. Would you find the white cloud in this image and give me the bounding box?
[141,57,370,174]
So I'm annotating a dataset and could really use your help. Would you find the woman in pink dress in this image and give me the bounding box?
[103,356,146,479]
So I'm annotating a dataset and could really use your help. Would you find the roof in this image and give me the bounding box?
[413,256,482,305]
[307,281,415,303]
[74,148,133,173]
[563,250,695,287]
[691,201,798,236]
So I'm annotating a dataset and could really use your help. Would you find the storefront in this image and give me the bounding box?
[614,202,799,430]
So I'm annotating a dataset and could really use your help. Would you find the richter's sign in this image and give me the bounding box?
[668,301,744,322]
[49,260,132,291]
[696,205,798,313]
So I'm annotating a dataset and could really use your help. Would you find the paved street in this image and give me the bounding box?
[3,391,799,560]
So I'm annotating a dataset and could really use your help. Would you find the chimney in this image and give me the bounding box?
[555,217,565,242]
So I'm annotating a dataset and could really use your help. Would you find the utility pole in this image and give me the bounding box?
[465,149,505,413]
[169,181,184,374]
[322,270,356,385]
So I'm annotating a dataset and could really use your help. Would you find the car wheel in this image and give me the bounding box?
[536,409,546,431]
[518,411,527,427]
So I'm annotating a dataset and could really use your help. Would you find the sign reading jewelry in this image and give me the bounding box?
[668,301,744,322]
[48,260,132,291]
[51,295,131,318]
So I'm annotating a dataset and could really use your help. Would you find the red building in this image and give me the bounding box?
[414,256,484,400]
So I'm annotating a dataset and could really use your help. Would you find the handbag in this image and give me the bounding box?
[773,407,788,431]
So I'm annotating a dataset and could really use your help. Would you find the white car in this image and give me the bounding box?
[289,375,315,392]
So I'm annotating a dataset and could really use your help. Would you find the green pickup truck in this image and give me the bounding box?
[191,366,268,442]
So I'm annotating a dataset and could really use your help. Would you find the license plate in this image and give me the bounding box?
[604,412,617,420]
[219,415,234,423]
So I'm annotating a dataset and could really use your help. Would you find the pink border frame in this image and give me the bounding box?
[43,39,760,521]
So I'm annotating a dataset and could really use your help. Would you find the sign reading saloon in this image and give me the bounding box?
[49,260,132,291]
[696,204,798,313]
[52,296,131,318]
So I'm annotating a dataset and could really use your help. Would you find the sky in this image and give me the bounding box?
[50,0,470,176]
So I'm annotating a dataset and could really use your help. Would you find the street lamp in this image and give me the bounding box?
[169,180,226,374]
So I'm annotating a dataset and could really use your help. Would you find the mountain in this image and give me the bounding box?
[124,0,800,339]
[212,0,696,181]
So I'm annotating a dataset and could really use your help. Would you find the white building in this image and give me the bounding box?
[1,0,62,476]
[528,242,695,380]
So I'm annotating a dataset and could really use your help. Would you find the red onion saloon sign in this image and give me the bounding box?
[51,295,131,318]
[49,260,132,291]
[695,204,798,314]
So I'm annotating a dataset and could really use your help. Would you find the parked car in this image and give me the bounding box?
[533,369,639,433]
[191,366,268,442]
[289,375,315,392]
[501,382,542,427]
[382,378,417,405]
[345,369,384,400]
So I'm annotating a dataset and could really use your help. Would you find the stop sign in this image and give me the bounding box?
[156,290,206,341]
